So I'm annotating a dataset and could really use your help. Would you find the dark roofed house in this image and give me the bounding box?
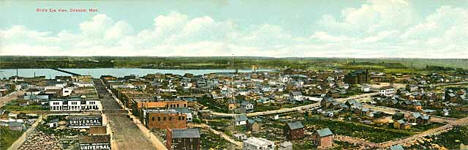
[283,121,304,140]
[166,128,200,150]
[79,135,111,150]
[312,128,334,149]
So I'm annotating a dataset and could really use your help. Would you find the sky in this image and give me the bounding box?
[0,0,467,58]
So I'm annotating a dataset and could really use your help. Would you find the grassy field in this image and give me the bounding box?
[2,99,47,112]
[0,127,23,150]
[304,116,414,143]
[406,125,468,149]
[200,129,233,149]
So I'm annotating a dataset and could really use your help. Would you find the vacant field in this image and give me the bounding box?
[304,116,414,143]
[0,127,23,150]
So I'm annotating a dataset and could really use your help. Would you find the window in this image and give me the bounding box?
[169,117,172,121]
[184,104,187,107]
[163,117,166,121]
[158,117,161,121]
[152,117,155,121]
[177,104,179,107]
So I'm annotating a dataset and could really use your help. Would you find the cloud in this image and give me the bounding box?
[1,3,468,58]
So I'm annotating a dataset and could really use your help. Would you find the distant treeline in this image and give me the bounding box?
[0,56,467,71]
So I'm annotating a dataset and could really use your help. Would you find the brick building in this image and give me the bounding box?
[283,121,304,140]
[344,70,369,84]
[312,128,334,149]
[145,109,187,129]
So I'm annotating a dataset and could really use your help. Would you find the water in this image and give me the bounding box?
[0,68,271,79]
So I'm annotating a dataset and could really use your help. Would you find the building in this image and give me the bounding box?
[234,114,248,126]
[49,98,101,111]
[174,108,193,122]
[79,135,111,150]
[243,137,275,150]
[290,91,303,102]
[393,120,411,129]
[247,119,261,132]
[68,115,103,128]
[134,100,188,117]
[136,101,188,110]
[284,121,304,140]
[380,87,395,97]
[344,70,369,84]
[240,101,254,112]
[312,128,334,149]
[166,128,200,150]
[144,109,187,129]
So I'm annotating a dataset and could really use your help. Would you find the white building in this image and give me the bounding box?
[62,87,73,97]
[234,115,248,126]
[243,137,275,150]
[49,98,101,111]
[380,88,395,97]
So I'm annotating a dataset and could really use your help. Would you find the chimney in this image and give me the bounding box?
[166,128,173,150]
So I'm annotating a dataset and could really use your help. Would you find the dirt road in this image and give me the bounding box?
[188,123,243,148]
[208,92,379,118]
[94,79,163,150]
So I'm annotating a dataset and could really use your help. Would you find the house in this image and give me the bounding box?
[78,135,111,150]
[283,121,304,140]
[234,114,248,126]
[227,100,237,111]
[312,128,334,149]
[48,118,59,128]
[290,91,303,102]
[247,119,261,132]
[240,101,254,112]
[234,133,248,141]
[278,141,293,150]
[166,128,200,150]
[68,115,103,128]
[361,85,371,92]
[393,120,411,129]
[408,112,431,125]
[380,87,395,97]
[243,137,275,150]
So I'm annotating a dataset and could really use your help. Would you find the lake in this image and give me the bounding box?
[0,68,272,79]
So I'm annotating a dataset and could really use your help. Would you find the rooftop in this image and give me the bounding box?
[316,128,333,137]
[172,128,200,139]
[287,121,304,130]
